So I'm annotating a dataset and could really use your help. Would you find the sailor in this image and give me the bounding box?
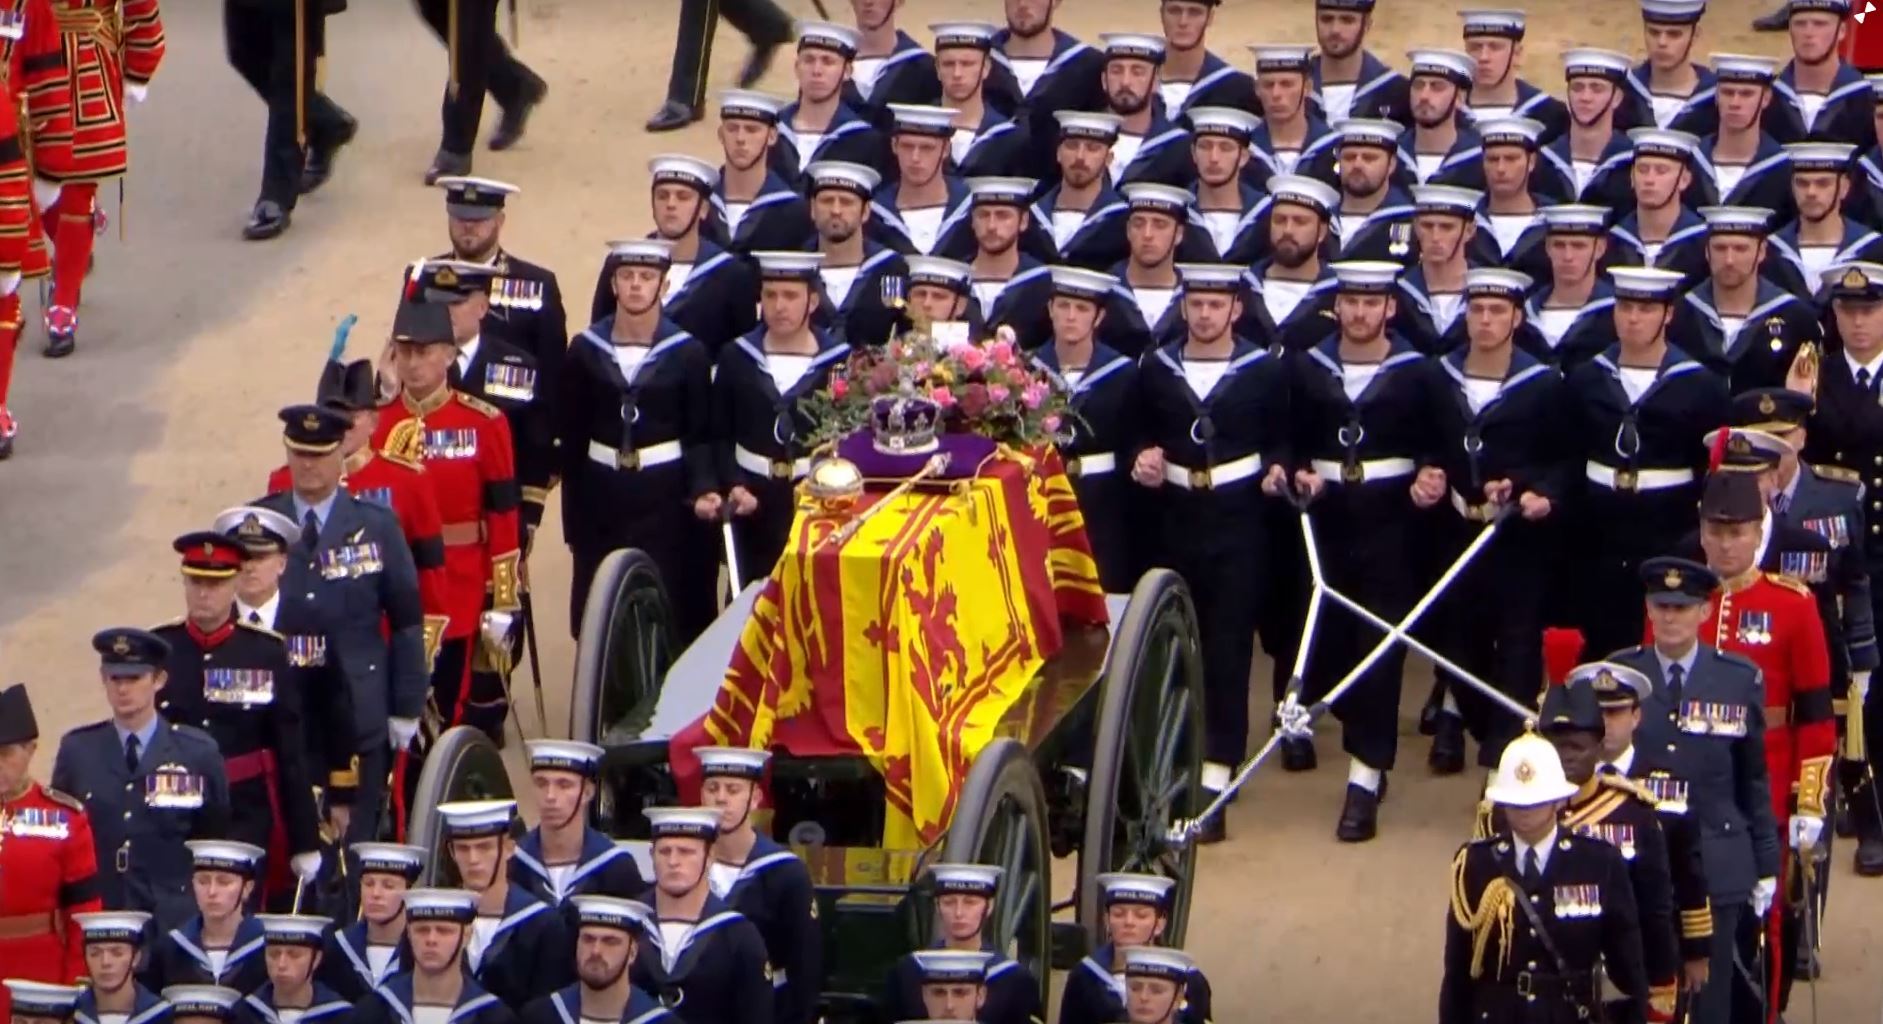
[1327,119,1417,266]
[53,629,229,930]
[628,808,774,1024]
[1606,565,1781,1024]
[773,22,887,187]
[1100,183,1195,357]
[140,841,269,993]
[1766,0,1875,148]
[1401,49,1484,190]
[980,0,1106,155]
[437,800,571,1009]
[6,983,86,1024]
[1134,262,1293,841]
[1605,129,1711,289]
[962,177,1054,349]
[905,256,987,336]
[880,864,1040,1024]
[900,951,1000,1023]
[1287,261,1430,839]
[236,916,350,1024]
[1244,45,1340,194]
[1308,0,1410,125]
[318,844,426,1002]
[709,91,816,257]
[1184,107,1264,264]
[517,896,673,1024]
[162,988,241,1024]
[1860,74,1883,227]
[413,0,547,183]
[1058,874,1210,1024]
[74,912,169,1024]
[509,742,642,907]
[1622,0,1719,136]
[871,105,974,260]
[350,890,513,1024]
[1037,112,1131,270]
[1392,185,1489,355]
[1535,48,1636,209]
[1526,205,1619,367]
[930,22,1031,180]
[804,162,909,349]
[840,0,941,124]
[561,240,718,645]
[1673,206,1822,390]
[1037,266,1143,593]
[1153,0,1254,124]
[1094,33,1191,190]
[1439,731,1650,1024]
[1456,9,1568,140]
[694,749,818,1024]
[1239,175,1341,353]
[1473,116,1553,307]
[1116,948,1200,1024]
[1763,143,1883,300]
[1690,54,1793,215]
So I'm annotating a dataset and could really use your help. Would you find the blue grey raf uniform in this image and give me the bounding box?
[518,896,675,1024]
[507,742,644,906]
[140,842,270,993]
[318,844,425,1001]
[235,915,351,1024]
[351,890,517,1024]
[628,808,774,1024]
[882,864,1042,1024]
[73,912,172,1024]
[54,629,231,931]
[438,801,572,1010]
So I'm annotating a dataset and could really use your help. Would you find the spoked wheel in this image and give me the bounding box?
[406,725,518,885]
[569,549,677,746]
[941,739,1052,1008]
[1077,568,1205,947]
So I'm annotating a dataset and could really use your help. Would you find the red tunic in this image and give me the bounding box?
[43,0,163,183]
[370,388,523,641]
[0,0,71,276]
[0,781,101,1018]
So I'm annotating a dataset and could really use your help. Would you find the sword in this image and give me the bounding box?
[519,589,547,733]
[721,503,743,600]
[1800,851,1820,1024]
[291,876,307,914]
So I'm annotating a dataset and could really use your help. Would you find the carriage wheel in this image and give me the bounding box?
[406,726,519,885]
[940,739,1053,1008]
[1077,568,1205,948]
[568,548,677,745]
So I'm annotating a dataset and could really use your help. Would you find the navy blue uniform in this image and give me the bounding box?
[318,920,407,1002]
[771,104,887,189]
[234,983,352,1024]
[1031,182,1130,271]
[519,984,674,1024]
[353,974,517,1024]
[468,887,575,1010]
[708,174,814,258]
[1310,52,1411,126]
[589,241,759,356]
[509,827,645,907]
[629,894,774,1024]
[75,983,171,1024]
[141,914,269,993]
[713,836,819,1024]
[883,949,1043,1024]
[1766,62,1877,148]
[1617,63,1720,138]
[1033,344,1141,593]
[1602,208,1710,292]
[1058,942,1208,1024]
[1671,279,1822,391]
[841,33,940,127]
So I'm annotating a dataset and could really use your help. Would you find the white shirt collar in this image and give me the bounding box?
[1609,745,1637,776]
[237,591,282,630]
[457,334,483,375]
[1513,825,1560,875]
[1846,347,1883,381]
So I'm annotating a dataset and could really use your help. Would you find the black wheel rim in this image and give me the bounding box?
[408,727,516,885]
[982,789,1048,970]
[942,741,1053,1002]
[597,565,673,744]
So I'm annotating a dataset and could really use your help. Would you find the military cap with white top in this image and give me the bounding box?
[908,256,973,293]
[528,739,606,777]
[188,840,264,876]
[3,983,84,1019]
[696,746,772,779]
[1049,266,1117,301]
[1459,9,1527,37]
[888,105,960,137]
[646,806,721,842]
[1711,53,1779,83]
[1123,947,1197,981]
[911,950,993,984]
[927,862,1002,896]
[1177,264,1245,293]
[1786,142,1856,172]
[797,20,861,57]
[1056,111,1123,142]
[75,911,152,945]
[1563,48,1632,82]
[1411,184,1483,216]
[1267,174,1341,218]
[931,21,997,51]
[753,251,826,282]
[1188,106,1259,140]
[1335,118,1403,151]
[437,799,517,839]
[606,239,677,268]
[967,177,1037,207]
[1641,0,1707,22]
[1123,183,1191,218]
[214,505,299,554]
[1407,49,1475,88]
[1464,268,1533,300]
[1331,260,1401,293]
[1540,204,1609,234]
[719,90,787,124]
[1097,872,1177,906]
[1100,33,1166,64]
[1565,660,1654,707]
[1476,116,1545,150]
[1699,206,1773,235]
[351,842,428,879]
[1484,730,1579,806]
[1829,262,1883,301]
[1701,425,1791,467]
[570,895,655,934]
[403,888,479,923]
[1248,45,1313,73]
[808,161,883,198]
[257,915,332,948]
[1629,127,1699,162]
[435,177,519,221]
[649,154,718,192]
[162,987,242,1021]
[1609,267,1686,301]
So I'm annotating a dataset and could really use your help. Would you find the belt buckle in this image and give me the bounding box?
[617,449,640,471]
[1192,467,1212,490]
[1342,462,1363,485]
[770,460,793,481]
[115,842,129,873]
[1516,970,1534,997]
[1615,469,1637,492]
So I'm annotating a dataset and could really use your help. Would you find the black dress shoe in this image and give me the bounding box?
[1280,736,1317,772]
[1857,836,1883,876]
[243,200,291,241]
[1336,784,1380,842]
[644,101,701,133]
[488,71,547,151]
[737,41,781,89]
[1752,4,1790,30]
[300,113,359,195]
[425,150,472,186]
[1428,715,1466,775]
[1193,808,1227,845]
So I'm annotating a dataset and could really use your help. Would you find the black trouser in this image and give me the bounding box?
[430,636,509,741]
[663,0,794,107]
[730,474,796,591]
[412,0,535,155]
[1159,490,1264,770]
[351,740,389,845]
[1436,514,1546,768]
[224,0,349,206]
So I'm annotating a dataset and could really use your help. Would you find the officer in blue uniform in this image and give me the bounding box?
[55,629,231,931]
[629,808,773,1024]
[162,987,242,1024]
[519,896,673,1024]
[236,916,351,1024]
[881,864,1041,1024]
[319,844,425,1001]
[353,890,516,1024]
[6,983,85,1024]
[73,912,171,1024]
[509,742,642,907]
[1058,874,1209,1024]
[141,841,270,994]
[438,801,571,1010]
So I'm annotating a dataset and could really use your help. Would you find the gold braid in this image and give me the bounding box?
[1449,847,1518,980]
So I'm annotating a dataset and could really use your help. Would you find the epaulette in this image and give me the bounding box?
[455,392,502,418]
[42,786,85,812]
[382,419,424,463]
[1763,572,1811,596]
[1809,463,1860,485]
[236,620,285,641]
[381,448,425,472]
[1598,772,1658,805]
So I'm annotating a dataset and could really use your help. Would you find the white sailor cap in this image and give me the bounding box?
[256,915,332,948]
[437,799,518,839]
[1565,660,1654,704]
[435,176,519,221]
[1411,184,1483,216]
[403,888,479,923]
[1188,106,1259,140]
[1476,116,1545,149]
[1628,127,1699,162]
[1100,32,1166,64]
[807,160,883,197]
[752,250,826,282]
[1540,203,1609,234]
[927,862,1002,896]
[1609,266,1687,301]
[161,988,242,1022]
[911,950,993,984]
[1055,110,1123,142]
[907,256,973,293]
[719,89,788,124]
[1464,268,1533,299]
[527,739,606,777]
[1641,0,1707,22]
[1785,0,1850,13]
[1825,262,1883,299]
[646,806,721,842]
[1786,142,1857,172]
[1869,72,1883,97]
[187,840,264,876]
[1335,118,1404,151]
[75,911,151,945]
[1698,205,1774,234]
[570,895,655,934]
[3,983,84,1019]
[1267,174,1340,218]
[931,21,997,50]
[797,19,861,57]
[1407,49,1476,87]
[696,746,772,779]
[1122,947,1196,981]
[1096,872,1177,906]
[1177,263,1245,293]
[606,238,677,267]
[967,176,1038,207]
[351,842,428,879]
[214,505,298,554]
[1330,260,1402,293]
[1711,53,1780,83]
[1123,182,1192,218]
[1248,44,1314,73]
[889,104,960,137]
[649,154,719,192]
[1563,48,1632,82]
[1459,8,1527,37]
[1049,265,1118,300]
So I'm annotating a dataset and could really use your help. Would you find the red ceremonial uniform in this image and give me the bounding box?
[0,780,101,1017]
[43,0,162,184]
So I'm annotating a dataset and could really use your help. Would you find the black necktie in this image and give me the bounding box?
[247,610,262,625]
[1667,663,1686,708]
[124,734,141,774]
[1522,848,1541,886]
[300,510,321,551]
[448,360,465,389]
[1860,367,1874,394]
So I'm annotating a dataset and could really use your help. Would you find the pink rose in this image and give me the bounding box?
[956,345,988,371]
[987,383,1011,404]
[1021,383,1047,409]
[959,383,991,418]
[831,377,849,399]
[930,386,957,408]
[988,340,1016,367]
[915,361,933,378]
[1042,414,1062,432]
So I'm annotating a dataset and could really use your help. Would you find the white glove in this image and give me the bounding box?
[1855,670,1872,701]
[1790,814,1825,851]
[480,610,515,648]
[1751,876,1778,916]
[290,850,322,882]
[388,716,420,751]
[124,82,148,105]
[0,270,20,298]
[31,178,59,210]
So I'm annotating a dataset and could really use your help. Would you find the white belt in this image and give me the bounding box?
[588,438,683,471]
[771,968,788,989]
[1584,461,1694,493]
[1310,457,1416,485]
[734,444,811,481]
[1165,452,1262,491]
[1065,452,1117,478]
[1449,489,1500,523]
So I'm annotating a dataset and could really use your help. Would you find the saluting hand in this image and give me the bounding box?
[1410,466,1446,508]
[694,493,724,521]
[729,486,759,517]
[1518,492,1552,521]
[1132,447,1167,487]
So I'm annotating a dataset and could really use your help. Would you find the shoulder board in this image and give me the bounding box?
[235,621,285,641]
[381,449,425,471]
[382,419,424,463]
[1763,572,1811,595]
[455,392,503,418]
[1809,463,1860,485]
[43,787,85,812]
[1598,772,1657,805]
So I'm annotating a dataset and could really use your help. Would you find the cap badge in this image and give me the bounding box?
[1594,669,1617,691]
[111,635,131,656]
[463,186,482,201]
[201,541,215,557]
[301,412,320,431]
[239,514,262,536]
[1844,267,1868,290]
[436,267,459,287]
[1728,435,1751,456]
[1759,394,1777,416]
[1664,568,1682,589]
[1514,760,1536,783]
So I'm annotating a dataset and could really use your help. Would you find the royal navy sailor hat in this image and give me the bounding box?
[1335,117,1404,151]
[1785,0,1850,14]
[1786,141,1857,173]
[527,739,606,777]
[1464,268,1533,300]
[1566,660,1654,707]
[402,888,479,923]
[1711,52,1779,83]
[1267,174,1341,218]
[752,250,827,282]
[930,21,997,51]
[214,505,299,557]
[907,256,974,294]
[4,983,83,1021]
[1641,0,1707,22]
[434,176,518,222]
[1055,110,1123,142]
[1459,8,1527,37]
[570,895,655,935]
[1476,116,1545,150]
[1123,182,1192,218]
[719,89,788,125]
[1049,265,1118,301]
[1828,262,1883,301]
[1407,49,1475,88]
[807,160,883,198]
[695,746,772,779]
[1609,266,1686,301]
[1330,260,1401,293]
[646,806,721,842]
[1177,263,1245,293]
[74,911,152,946]
[797,19,861,57]
[1318,0,1377,9]
[1412,184,1483,217]
[1122,947,1196,981]
[606,239,676,268]
[911,950,992,984]
[927,862,1002,896]
[1097,872,1177,907]
[92,627,170,678]
[1100,32,1167,65]
[1539,203,1609,234]
[966,176,1038,207]
[1247,44,1313,74]
[187,840,265,876]
[1698,205,1774,235]
[162,988,241,1022]
[1638,557,1717,607]
[1187,106,1259,140]
[1563,48,1633,82]
[1628,127,1700,162]
[351,842,428,879]
[648,154,719,193]
[257,915,332,949]
[888,104,961,137]
[437,799,518,839]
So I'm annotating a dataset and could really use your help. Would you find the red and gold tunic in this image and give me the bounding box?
[42,0,163,183]
[370,388,522,642]
[0,0,71,276]
[0,780,101,1018]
